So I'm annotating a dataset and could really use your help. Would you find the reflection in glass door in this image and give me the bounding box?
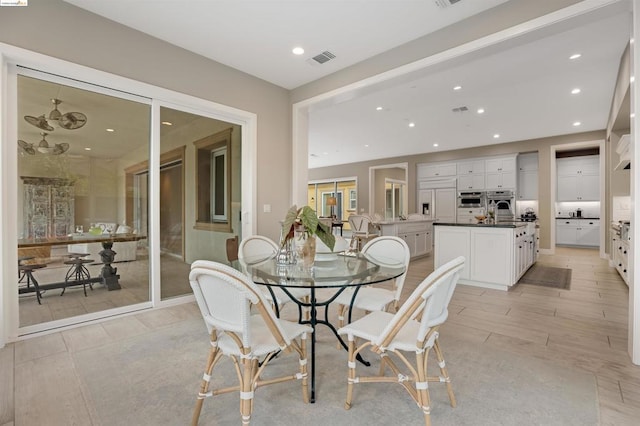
[17,73,151,330]
[159,107,242,300]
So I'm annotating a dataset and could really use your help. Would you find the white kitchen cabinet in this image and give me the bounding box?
[457,174,485,190]
[417,162,457,179]
[556,156,599,201]
[434,223,535,290]
[557,174,599,201]
[457,160,485,175]
[518,152,538,172]
[457,207,484,224]
[379,219,433,258]
[518,170,538,199]
[485,156,517,190]
[612,233,629,286]
[517,153,538,200]
[485,157,516,173]
[556,219,600,247]
[470,228,512,286]
[485,171,516,190]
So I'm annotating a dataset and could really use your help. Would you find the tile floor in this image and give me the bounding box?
[2,246,640,425]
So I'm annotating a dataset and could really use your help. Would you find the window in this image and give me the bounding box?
[194,128,232,231]
[308,178,356,222]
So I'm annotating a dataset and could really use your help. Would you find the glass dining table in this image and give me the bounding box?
[241,251,406,403]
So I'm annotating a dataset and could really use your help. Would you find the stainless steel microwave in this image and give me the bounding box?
[457,191,485,208]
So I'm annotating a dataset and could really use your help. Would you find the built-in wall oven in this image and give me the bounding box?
[457,191,486,208]
[487,190,515,221]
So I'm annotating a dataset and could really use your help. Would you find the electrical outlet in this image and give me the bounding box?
[263,204,271,213]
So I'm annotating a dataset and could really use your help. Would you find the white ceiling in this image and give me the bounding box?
[34,0,631,169]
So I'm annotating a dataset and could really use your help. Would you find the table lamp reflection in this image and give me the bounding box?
[327,196,337,218]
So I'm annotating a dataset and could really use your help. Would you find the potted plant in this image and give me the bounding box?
[281,205,335,264]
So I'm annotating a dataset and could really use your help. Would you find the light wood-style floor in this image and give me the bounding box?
[404,247,639,426]
[1,246,639,425]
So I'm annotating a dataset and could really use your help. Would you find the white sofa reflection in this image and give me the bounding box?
[67,223,139,263]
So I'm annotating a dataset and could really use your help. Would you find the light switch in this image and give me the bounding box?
[263,204,271,213]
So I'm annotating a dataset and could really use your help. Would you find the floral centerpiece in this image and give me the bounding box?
[281,205,335,255]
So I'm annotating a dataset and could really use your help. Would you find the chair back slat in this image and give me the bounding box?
[373,256,465,349]
[361,236,410,300]
[189,261,289,348]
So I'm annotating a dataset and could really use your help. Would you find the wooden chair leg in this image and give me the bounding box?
[416,350,432,426]
[240,356,254,425]
[344,336,357,410]
[433,338,456,407]
[192,339,220,426]
[299,334,310,404]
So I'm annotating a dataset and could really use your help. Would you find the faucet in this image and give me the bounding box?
[494,201,512,221]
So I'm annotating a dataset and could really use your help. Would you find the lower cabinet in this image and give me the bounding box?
[611,233,629,286]
[434,224,535,290]
[556,219,599,247]
[379,219,434,258]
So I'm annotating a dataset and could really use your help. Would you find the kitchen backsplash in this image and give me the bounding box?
[555,201,600,218]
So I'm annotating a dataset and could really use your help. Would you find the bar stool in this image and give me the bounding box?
[18,263,46,304]
[62,253,94,296]
[18,255,35,283]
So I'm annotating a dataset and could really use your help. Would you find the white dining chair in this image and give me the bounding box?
[238,235,309,315]
[337,256,465,426]
[348,214,376,251]
[334,236,411,329]
[189,261,312,425]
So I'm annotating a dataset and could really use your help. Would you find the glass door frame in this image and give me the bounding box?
[0,44,257,345]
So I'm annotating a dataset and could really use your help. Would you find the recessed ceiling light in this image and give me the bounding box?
[323,152,328,155]
[376,106,383,111]
[106,128,114,132]
[453,85,462,91]
[408,122,415,128]
[84,147,91,151]
[573,121,581,127]
[569,53,581,60]
[571,88,581,94]
[493,134,500,139]
[364,144,369,147]
[433,143,439,147]
[161,121,173,126]
[477,108,485,114]
[292,47,304,55]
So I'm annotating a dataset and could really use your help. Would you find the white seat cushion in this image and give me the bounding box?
[212,314,311,357]
[338,310,426,352]
[334,287,395,312]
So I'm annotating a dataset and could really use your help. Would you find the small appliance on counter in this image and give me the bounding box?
[520,207,537,222]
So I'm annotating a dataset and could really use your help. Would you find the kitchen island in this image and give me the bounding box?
[377,218,435,258]
[434,222,537,290]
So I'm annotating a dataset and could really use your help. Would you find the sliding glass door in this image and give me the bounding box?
[17,72,151,329]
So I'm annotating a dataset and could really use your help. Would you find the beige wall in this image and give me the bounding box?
[0,0,291,242]
[309,130,606,250]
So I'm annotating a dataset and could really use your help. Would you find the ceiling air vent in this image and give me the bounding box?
[452,106,469,113]
[307,51,336,66]
[435,0,462,9]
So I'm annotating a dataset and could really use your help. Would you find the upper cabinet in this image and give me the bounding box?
[457,160,485,175]
[557,155,600,201]
[517,153,538,200]
[417,162,457,179]
[485,156,517,190]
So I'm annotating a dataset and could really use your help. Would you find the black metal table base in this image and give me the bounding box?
[267,285,369,403]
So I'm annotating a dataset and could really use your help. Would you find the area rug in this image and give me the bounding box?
[518,264,572,289]
[71,318,598,425]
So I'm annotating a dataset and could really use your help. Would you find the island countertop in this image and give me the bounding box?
[434,222,527,228]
